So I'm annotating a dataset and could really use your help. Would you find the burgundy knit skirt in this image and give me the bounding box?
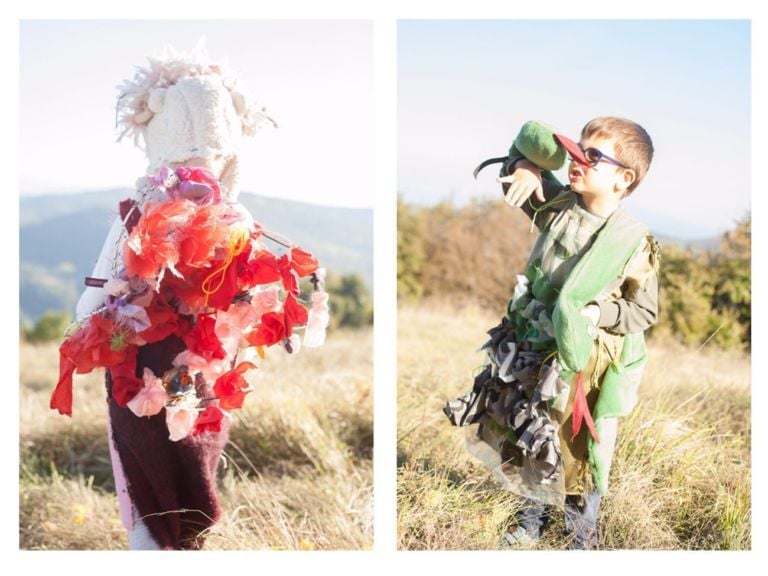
[107,335,230,549]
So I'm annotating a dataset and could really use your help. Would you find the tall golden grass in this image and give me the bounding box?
[397,302,750,550]
[19,327,372,550]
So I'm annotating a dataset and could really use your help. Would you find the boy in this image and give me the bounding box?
[444,117,659,549]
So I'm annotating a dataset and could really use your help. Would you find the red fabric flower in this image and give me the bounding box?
[162,268,208,313]
[138,294,182,343]
[176,203,230,269]
[50,315,135,415]
[204,248,252,311]
[242,250,281,287]
[123,199,194,279]
[283,293,309,336]
[277,255,299,296]
[213,361,256,410]
[63,314,129,372]
[109,346,143,407]
[246,312,286,347]
[290,246,319,277]
[193,405,225,435]
[182,315,226,361]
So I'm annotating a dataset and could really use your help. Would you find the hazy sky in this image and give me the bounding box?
[398,20,751,239]
[19,20,374,208]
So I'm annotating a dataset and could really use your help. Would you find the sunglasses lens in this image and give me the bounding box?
[584,148,602,165]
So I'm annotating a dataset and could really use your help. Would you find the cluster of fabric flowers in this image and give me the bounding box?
[50,166,329,441]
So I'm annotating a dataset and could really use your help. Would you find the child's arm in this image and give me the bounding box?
[497,158,566,224]
[76,216,124,321]
[584,237,660,334]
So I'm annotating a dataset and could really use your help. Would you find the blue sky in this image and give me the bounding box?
[19,20,374,208]
[398,20,751,238]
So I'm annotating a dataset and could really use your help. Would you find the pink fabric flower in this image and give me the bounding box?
[149,165,176,190]
[127,368,168,417]
[113,302,151,333]
[173,167,221,205]
[215,301,260,357]
[173,350,228,384]
[165,397,199,441]
[251,286,280,317]
[304,290,330,347]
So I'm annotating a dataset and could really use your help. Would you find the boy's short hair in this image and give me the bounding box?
[581,117,653,194]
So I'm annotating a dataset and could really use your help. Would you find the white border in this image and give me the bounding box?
[5,1,765,573]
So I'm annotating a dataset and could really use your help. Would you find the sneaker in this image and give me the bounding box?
[501,526,538,548]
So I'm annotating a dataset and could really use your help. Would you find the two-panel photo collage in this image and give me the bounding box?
[18,18,753,561]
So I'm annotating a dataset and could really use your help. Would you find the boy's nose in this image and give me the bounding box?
[570,162,585,175]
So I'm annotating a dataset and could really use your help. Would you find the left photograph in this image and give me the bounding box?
[20,20,373,550]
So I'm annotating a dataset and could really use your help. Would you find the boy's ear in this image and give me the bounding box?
[616,168,636,194]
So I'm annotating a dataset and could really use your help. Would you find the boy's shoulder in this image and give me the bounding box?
[611,208,661,278]
[610,203,650,239]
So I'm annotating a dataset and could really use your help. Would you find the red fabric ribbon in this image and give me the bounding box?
[570,371,600,443]
[50,354,76,416]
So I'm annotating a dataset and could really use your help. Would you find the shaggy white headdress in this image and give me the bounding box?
[116,44,274,196]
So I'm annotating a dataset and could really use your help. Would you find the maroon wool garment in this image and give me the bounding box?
[107,335,230,550]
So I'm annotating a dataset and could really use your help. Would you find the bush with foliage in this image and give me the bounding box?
[22,310,72,344]
[325,272,373,330]
[397,196,535,310]
[656,215,750,349]
[398,194,751,350]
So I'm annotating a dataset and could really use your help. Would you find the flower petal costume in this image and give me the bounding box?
[50,46,327,549]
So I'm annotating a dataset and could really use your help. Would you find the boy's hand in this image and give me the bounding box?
[497,158,545,208]
[581,304,600,326]
[581,304,600,339]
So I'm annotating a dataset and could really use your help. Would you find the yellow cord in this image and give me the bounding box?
[201,228,249,307]
[537,349,558,380]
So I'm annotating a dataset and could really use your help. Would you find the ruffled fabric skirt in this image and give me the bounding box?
[444,318,571,506]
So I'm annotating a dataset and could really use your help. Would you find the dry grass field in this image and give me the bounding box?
[19,327,372,550]
[397,302,750,550]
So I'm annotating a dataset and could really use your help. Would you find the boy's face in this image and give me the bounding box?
[567,136,634,200]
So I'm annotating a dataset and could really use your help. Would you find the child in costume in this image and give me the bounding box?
[50,46,329,550]
[444,117,659,549]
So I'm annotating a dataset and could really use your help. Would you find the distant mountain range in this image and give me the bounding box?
[19,190,372,323]
[654,232,721,252]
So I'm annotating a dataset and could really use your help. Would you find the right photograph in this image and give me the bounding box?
[397,20,751,550]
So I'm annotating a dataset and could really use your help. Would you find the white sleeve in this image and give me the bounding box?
[75,216,125,321]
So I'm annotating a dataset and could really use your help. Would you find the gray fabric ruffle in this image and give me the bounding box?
[444,319,567,485]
